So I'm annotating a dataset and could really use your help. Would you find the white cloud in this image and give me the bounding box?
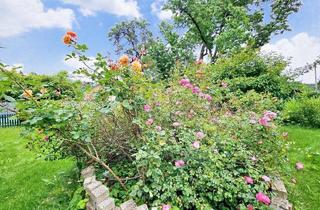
[262,32,320,84]
[151,0,172,20]
[0,0,75,38]
[62,0,142,18]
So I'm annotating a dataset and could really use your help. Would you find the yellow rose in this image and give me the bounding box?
[23,89,33,98]
[131,60,142,73]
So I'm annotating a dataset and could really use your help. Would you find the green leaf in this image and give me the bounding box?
[122,100,132,110]
[4,95,16,102]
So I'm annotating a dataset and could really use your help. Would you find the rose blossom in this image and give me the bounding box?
[256,192,270,205]
[192,141,200,149]
[296,162,304,170]
[144,104,152,112]
[172,122,181,127]
[146,118,154,126]
[261,175,271,182]
[204,94,212,101]
[244,176,254,185]
[192,86,201,94]
[264,111,277,120]
[251,156,257,162]
[156,126,162,132]
[195,131,205,139]
[221,82,228,88]
[175,160,185,167]
[162,204,171,210]
[247,204,254,210]
[184,83,193,89]
[259,117,269,127]
[179,78,190,86]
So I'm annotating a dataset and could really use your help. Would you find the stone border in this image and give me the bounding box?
[82,166,292,210]
[81,166,149,210]
[270,179,293,210]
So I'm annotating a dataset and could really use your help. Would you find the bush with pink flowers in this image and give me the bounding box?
[18,38,288,209]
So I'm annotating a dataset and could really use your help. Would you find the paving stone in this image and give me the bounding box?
[97,198,116,210]
[84,176,96,187]
[120,199,137,210]
[90,185,109,205]
[136,204,148,210]
[270,197,292,210]
[86,201,95,210]
[272,180,288,199]
[82,166,95,178]
[85,180,102,191]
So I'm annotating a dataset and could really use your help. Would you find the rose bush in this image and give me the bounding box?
[17,33,288,209]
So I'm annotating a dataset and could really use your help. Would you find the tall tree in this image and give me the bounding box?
[108,19,153,58]
[164,0,302,62]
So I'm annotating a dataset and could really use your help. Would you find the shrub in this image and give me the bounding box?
[283,97,320,128]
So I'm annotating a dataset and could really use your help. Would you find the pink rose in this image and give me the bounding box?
[195,131,205,139]
[264,111,277,121]
[184,83,193,89]
[261,175,271,182]
[247,204,254,210]
[296,162,304,170]
[192,141,200,149]
[175,160,185,167]
[172,122,181,127]
[192,86,201,94]
[199,92,205,98]
[259,117,269,127]
[144,104,152,112]
[221,82,228,88]
[256,192,270,205]
[156,126,162,132]
[146,118,154,126]
[179,78,190,86]
[204,94,212,101]
[244,176,254,185]
[162,204,171,210]
[154,102,161,107]
[251,156,257,162]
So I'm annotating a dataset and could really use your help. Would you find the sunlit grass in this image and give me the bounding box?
[281,126,320,210]
[0,128,78,210]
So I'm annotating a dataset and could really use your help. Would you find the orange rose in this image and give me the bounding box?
[63,34,72,45]
[23,89,33,98]
[131,60,142,73]
[118,55,129,67]
[66,31,77,38]
[110,63,119,71]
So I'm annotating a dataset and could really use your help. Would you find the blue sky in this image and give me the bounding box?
[0,0,319,83]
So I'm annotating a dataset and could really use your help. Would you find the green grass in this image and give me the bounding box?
[281,126,320,210]
[0,128,78,210]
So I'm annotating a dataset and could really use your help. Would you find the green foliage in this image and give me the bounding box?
[164,0,301,61]
[283,97,320,128]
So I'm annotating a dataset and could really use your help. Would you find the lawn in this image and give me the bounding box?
[0,128,78,210]
[281,126,320,210]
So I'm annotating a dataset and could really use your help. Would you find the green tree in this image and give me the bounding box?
[164,0,302,62]
[108,18,153,58]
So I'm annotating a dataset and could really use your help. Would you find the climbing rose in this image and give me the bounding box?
[175,160,185,167]
[244,176,254,184]
[179,78,190,86]
[144,105,151,112]
[264,111,277,120]
[192,86,201,94]
[195,131,205,139]
[247,204,254,210]
[146,118,154,126]
[131,60,142,73]
[296,162,304,170]
[192,141,200,149]
[62,34,72,45]
[162,204,171,210]
[256,192,270,205]
[261,175,271,182]
[66,31,77,38]
[118,55,129,66]
[221,82,228,88]
[259,117,269,127]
